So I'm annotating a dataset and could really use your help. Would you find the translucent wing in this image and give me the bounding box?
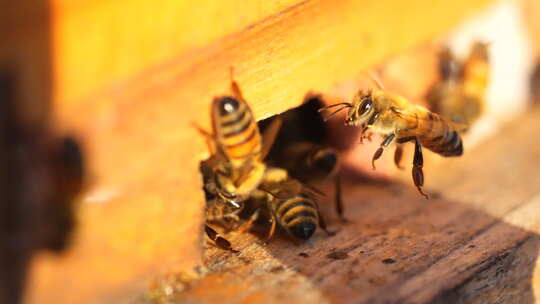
[390,106,469,132]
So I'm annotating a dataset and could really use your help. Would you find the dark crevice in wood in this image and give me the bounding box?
[258,96,329,160]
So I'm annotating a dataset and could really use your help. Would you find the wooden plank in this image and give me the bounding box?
[6,0,494,303]
[147,106,540,303]
[48,0,305,103]
[432,234,540,303]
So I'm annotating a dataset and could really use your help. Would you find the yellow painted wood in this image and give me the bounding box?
[50,0,304,103]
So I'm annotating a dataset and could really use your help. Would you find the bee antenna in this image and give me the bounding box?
[318,102,353,110]
[318,102,352,121]
[320,105,352,121]
[367,71,385,90]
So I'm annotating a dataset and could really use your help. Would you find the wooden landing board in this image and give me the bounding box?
[145,106,540,303]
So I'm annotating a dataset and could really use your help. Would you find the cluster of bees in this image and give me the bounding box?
[200,42,490,252]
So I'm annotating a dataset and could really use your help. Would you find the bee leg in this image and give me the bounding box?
[372,133,396,170]
[334,174,347,222]
[264,214,278,244]
[193,123,218,155]
[412,138,429,199]
[312,197,336,236]
[236,208,260,233]
[222,214,241,232]
[394,145,404,169]
[318,213,335,236]
[394,136,416,169]
[205,225,239,253]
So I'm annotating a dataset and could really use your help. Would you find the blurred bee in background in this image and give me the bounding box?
[259,97,345,221]
[319,80,466,199]
[198,68,281,251]
[427,42,490,126]
[530,59,540,105]
[249,167,332,241]
[45,136,85,252]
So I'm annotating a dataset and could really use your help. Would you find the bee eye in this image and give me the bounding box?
[359,98,373,115]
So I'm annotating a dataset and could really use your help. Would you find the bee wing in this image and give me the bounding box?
[390,106,469,133]
[282,178,326,198]
[260,116,283,160]
[447,120,469,133]
[260,178,304,199]
[301,185,326,198]
[276,179,304,198]
[262,187,295,199]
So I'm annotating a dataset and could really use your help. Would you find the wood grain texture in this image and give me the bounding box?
[49,0,305,104]
[147,107,540,304]
[0,0,495,303]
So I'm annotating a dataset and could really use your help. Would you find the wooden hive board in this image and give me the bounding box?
[147,106,540,304]
[1,0,497,303]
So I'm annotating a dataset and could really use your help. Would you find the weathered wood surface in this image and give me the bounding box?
[17,0,495,303]
[145,106,540,304]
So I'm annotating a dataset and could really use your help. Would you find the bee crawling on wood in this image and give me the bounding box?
[275,142,344,219]
[248,167,333,241]
[427,42,490,126]
[319,79,466,199]
[260,97,345,221]
[197,68,282,251]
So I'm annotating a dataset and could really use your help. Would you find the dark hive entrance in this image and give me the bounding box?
[199,96,338,246]
[258,96,331,170]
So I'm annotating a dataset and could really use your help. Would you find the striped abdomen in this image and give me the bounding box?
[415,112,463,157]
[271,193,319,240]
[212,96,262,168]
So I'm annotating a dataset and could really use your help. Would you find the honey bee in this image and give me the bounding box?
[427,42,490,126]
[271,142,343,220]
[320,86,465,199]
[198,68,281,251]
[46,136,85,252]
[530,59,540,105]
[250,167,332,241]
[260,97,345,220]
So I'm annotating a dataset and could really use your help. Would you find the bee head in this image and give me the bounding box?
[346,90,374,126]
[310,148,338,176]
[214,96,240,116]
